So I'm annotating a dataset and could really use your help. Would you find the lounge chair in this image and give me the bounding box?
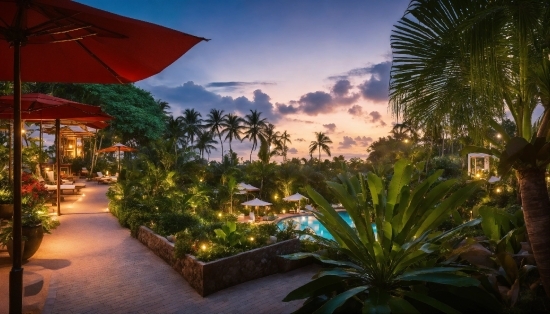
[95,172,111,184]
[80,167,89,178]
[46,170,74,185]
[44,184,77,194]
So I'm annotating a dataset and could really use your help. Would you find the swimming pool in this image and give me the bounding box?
[277,212,376,241]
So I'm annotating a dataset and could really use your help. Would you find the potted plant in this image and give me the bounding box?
[0,172,59,260]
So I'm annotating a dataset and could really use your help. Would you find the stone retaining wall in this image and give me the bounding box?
[137,226,307,296]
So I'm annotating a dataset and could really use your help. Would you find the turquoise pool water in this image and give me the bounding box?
[277,212,377,241]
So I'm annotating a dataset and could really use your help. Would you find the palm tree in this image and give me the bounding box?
[156,99,171,119]
[204,109,227,160]
[181,108,203,147]
[195,131,218,160]
[243,109,267,162]
[280,130,292,162]
[309,132,332,162]
[389,0,550,296]
[260,123,282,156]
[222,113,245,162]
[164,116,186,161]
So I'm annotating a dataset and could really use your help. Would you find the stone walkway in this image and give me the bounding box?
[0,180,318,313]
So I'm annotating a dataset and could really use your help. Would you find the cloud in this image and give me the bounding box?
[205,81,276,92]
[331,79,352,97]
[295,138,306,142]
[288,148,298,154]
[355,136,373,147]
[367,111,387,126]
[338,136,357,149]
[276,80,359,116]
[357,62,390,103]
[143,81,281,122]
[323,123,336,133]
[289,118,314,124]
[348,105,363,117]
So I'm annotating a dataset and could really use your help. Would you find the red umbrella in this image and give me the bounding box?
[97,143,138,173]
[0,1,206,311]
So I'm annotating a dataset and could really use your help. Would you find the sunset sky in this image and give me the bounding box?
[78,0,411,161]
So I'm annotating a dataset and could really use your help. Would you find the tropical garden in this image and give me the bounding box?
[1,0,550,312]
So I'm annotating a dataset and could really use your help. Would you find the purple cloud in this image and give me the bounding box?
[288,148,298,154]
[348,105,363,116]
[331,79,352,97]
[295,138,306,142]
[355,136,373,147]
[323,123,337,133]
[367,111,386,126]
[338,136,357,149]
[357,62,390,103]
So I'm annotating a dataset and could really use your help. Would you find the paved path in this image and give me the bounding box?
[0,180,318,313]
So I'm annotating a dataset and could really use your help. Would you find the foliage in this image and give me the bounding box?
[283,159,501,313]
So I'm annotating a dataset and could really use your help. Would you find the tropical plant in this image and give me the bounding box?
[283,160,501,313]
[308,131,332,162]
[243,109,267,162]
[204,109,227,160]
[222,113,245,163]
[195,131,218,160]
[280,130,292,162]
[390,0,550,296]
[181,108,203,147]
[214,221,243,247]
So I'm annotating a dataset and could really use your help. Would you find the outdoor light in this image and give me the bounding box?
[403,139,409,143]
[496,188,502,193]
[21,129,25,134]
[201,244,207,251]
[218,213,222,217]
[475,173,481,178]
[249,237,254,242]
[282,209,286,214]
[274,195,278,200]
[69,144,73,149]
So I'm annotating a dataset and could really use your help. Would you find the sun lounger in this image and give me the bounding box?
[44,184,77,194]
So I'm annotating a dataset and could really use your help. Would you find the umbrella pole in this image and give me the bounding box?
[10,37,23,314]
[118,147,121,174]
[56,119,61,216]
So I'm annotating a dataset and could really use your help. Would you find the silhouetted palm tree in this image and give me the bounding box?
[222,113,245,162]
[182,108,203,147]
[309,132,332,162]
[280,130,292,162]
[260,123,282,156]
[195,131,218,160]
[243,110,267,162]
[204,109,227,160]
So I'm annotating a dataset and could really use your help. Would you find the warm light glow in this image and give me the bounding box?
[69,144,73,149]
[21,129,25,134]
[496,188,502,193]
[475,173,481,178]
[496,133,501,138]
[282,209,286,214]
[274,195,278,200]
[218,213,222,217]
[403,139,409,143]
[249,237,254,241]
[201,244,207,250]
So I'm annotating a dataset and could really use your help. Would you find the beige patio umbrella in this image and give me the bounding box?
[283,192,308,210]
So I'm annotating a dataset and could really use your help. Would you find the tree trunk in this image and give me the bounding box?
[518,167,550,297]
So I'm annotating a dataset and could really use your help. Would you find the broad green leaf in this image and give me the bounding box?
[313,286,368,314]
[387,296,420,314]
[401,291,461,314]
[398,273,479,287]
[214,229,226,239]
[363,288,391,314]
[505,137,530,161]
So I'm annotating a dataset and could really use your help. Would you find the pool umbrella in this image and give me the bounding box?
[242,198,272,217]
[0,93,113,217]
[96,143,138,173]
[1,2,206,310]
[283,193,308,210]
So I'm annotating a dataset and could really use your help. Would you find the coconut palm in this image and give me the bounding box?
[280,130,292,162]
[204,109,227,160]
[181,108,203,147]
[309,132,332,162]
[164,116,186,161]
[260,123,282,155]
[243,109,267,162]
[156,99,171,119]
[222,113,245,162]
[195,131,218,160]
[390,0,550,295]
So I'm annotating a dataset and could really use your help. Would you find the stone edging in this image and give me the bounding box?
[136,226,310,296]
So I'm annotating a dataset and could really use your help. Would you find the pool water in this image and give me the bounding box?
[277,212,377,241]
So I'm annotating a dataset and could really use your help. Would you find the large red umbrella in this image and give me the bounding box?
[0,1,206,311]
[97,143,138,173]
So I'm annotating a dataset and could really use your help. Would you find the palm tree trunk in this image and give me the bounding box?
[518,167,550,297]
[218,132,224,160]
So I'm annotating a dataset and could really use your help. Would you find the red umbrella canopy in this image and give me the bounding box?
[97,143,137,153]
[0,93,113,121]
[0,0,206,83]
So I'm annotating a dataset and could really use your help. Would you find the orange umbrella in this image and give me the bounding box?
[97,143,137,173]
[0,1,206,310]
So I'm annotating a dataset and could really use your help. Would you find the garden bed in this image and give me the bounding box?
[137,226,310,296]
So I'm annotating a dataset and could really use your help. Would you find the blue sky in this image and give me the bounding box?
[78,0,411,161]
